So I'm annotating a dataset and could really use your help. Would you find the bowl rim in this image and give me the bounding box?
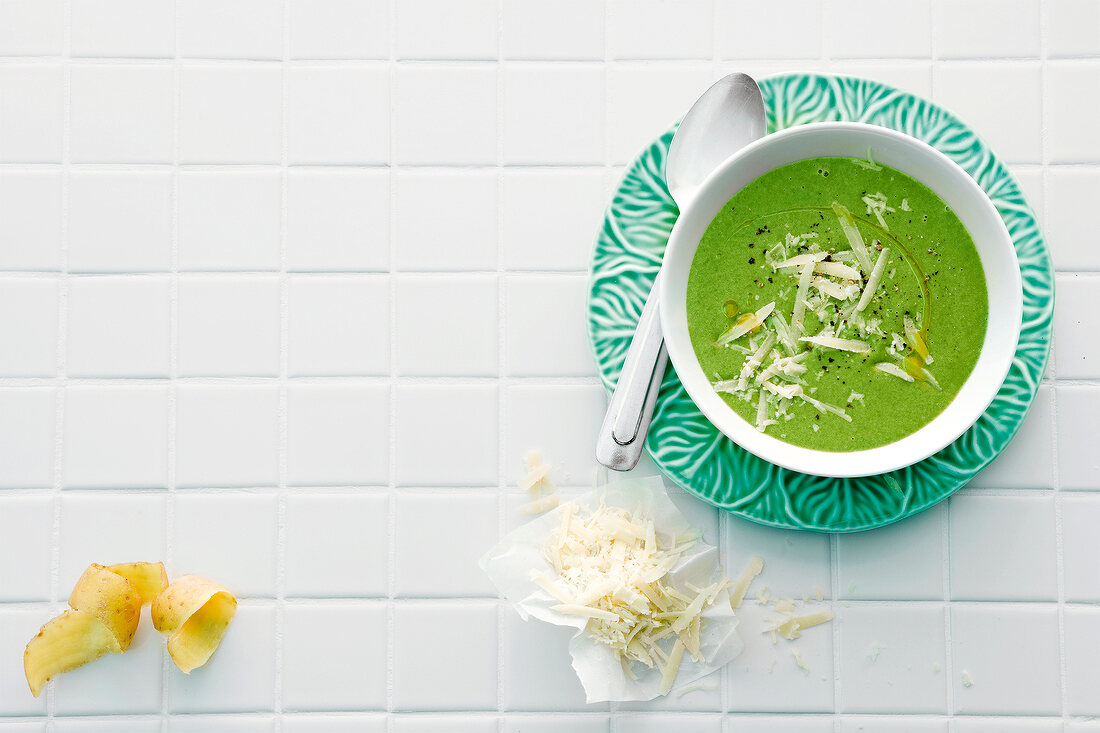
[658,121,1023,478]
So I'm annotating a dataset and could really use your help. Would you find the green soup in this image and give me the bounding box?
[686,156,988,452]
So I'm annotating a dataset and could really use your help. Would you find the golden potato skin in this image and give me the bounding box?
[108,562,169,604]
[68,564,142,652]
[152,574,237,673]
[24,609,118,697]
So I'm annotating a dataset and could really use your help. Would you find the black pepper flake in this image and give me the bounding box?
[748,257,755,264]
[828,357,834,363]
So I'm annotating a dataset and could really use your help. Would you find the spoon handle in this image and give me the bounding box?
[595,274,668,471]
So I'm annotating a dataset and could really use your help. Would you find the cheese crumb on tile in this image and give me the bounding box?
[519,451,560,514]
[791,647,810,675]
[764,608,835,640]
[728,556,764,610]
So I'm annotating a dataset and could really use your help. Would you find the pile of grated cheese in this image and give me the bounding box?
[712,194,941,435]
[532,501,728,694]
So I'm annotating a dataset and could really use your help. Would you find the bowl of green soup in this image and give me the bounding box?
[660,122,1022,478]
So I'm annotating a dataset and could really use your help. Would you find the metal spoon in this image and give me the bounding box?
[595,73,766,471]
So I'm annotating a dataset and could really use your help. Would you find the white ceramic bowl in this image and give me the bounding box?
[659,122,1022,478]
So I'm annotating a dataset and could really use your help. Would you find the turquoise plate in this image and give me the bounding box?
[586,73,1053,532]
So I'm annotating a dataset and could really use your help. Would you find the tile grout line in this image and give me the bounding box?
[830,534,841,722]
[5,157,1100,173]
[161,0,182,726]
[1039,0,1069,722]
[710,0,733,722]
[385,0,398,728]
[495,0,507,729]
[821,1,842,728]
[44,1,74,728]
[600,4,617,729]
[927,3,955,725]
[273,0,292,728]
[7,53,1100,65]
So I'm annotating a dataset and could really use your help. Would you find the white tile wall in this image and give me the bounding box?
[0,278,59,375]
[286,169,390,272]
[0,0,1093,729]
[0,495,53,601]
[282,603,388,711]
[69,0,174,58]
[0,387,56,488]
[287,0,389,61]
[69,65,174,163]
[283,492,389,598]
[67,275,171,377]
[177,170,283,271]
[68,170,173,272]
[0,171,63,270]
[393,169,499,269]
[392,66,498,166]
[0,65,64,162]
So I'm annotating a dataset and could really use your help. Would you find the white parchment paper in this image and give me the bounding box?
[480,476,744,702]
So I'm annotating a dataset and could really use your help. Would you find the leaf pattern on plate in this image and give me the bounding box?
[586,73,1054,532]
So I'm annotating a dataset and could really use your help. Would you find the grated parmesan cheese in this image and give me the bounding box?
[738,333,777,391]
[717,302,775,346]
[799,333,871,354]
[539,501,728,692]
[856,247,890,312]
[814,260,862,281]
[519,451,560,514]
[728,556,764,610]
[862,192,895,230]
[762,380,802,400]
[775,251,828,270]
[791,262,815,334]
[812,277,860,301]
[874,362,915,382]
[792,647,810,675]
[831,202,873,273]
[764,608,835,640]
